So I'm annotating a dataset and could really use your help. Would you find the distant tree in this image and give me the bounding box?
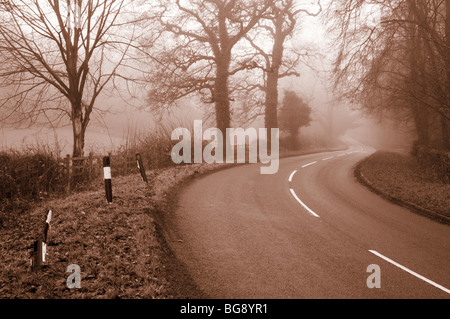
[243,0,322,131]
[279,90,312,149]
[0,0,142,157]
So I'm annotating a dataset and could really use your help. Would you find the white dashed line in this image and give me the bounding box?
[302,161,317,168]
[322,156,334,161]
[369,250,450,294]
[288,170,297,183]
[289,188,320,218]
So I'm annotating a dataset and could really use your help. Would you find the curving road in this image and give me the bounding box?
[164,144,450,299]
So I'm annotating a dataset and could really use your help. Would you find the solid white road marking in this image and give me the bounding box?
[369,250,450,294]
[288,170,297,183]
[302,161,317,168]
[289,188,320,218]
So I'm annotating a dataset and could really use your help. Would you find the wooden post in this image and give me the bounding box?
[43,210,52,243]
[103,156,112,204]
[31,240,42,272]
[42,209,51,264]
[31,209,52,272]
[136,153,148,183]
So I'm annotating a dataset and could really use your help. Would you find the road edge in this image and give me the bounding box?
[354,158,450,226]
[150,163,239,299]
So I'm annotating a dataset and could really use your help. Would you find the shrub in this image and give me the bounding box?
[411,142,450,183]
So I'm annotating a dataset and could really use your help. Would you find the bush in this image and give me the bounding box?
[0,150,66,214]
[120,119,195,170]
[411,142,450,183]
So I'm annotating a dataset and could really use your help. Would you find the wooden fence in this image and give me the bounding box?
[62,152,139,194]
[0,152,141,201]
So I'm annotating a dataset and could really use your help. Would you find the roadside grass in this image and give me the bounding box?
[0,163,222,299]
[356,151,450,221]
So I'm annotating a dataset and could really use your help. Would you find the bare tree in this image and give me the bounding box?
[0,0,142,156]
[244,0,322,131]
[329,0,450,149]
[146,0,271,135]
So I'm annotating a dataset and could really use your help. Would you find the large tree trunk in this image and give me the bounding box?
[412,105,430,146]
[444,0,450,150]
[408,0,430,147]
[265,74,279,130]
[72,102,85,157]
[265,73,279,152]
[214,55,232,159]
[214,74,231,133]
[265,13,285,151]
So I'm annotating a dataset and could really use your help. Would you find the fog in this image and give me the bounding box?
[0,0,414,157]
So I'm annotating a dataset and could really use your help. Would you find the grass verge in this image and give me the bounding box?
[0,163,225,299]
[355,151,450,225]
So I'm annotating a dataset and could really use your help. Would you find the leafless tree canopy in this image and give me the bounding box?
[241,0,322,128]
[145,0,276,133]
[0,0,143,156]
[328,0,450,149]
[145,0,322,132]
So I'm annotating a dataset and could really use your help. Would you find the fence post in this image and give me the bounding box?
[31,209,52,272]
[42,210,51,264]
[31,240,42,272]
[136,153,148,183]
[65,154,71,195]
[103,156,112,204]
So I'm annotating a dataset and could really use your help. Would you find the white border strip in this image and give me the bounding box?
[289,188,320,218]
[288,170,297,183]
[302,161,317,168]
[369,250,450,294]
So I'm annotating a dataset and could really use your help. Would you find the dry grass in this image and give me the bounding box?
[0,163,223,299]
[358,151,450,219]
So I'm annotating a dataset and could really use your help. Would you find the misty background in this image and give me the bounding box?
[0,0,414,156]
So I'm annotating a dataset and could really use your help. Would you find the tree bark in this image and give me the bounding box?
[214,56,232,134]
[72,102,85,157]
[444,0,450,149]
[265,10,287,150]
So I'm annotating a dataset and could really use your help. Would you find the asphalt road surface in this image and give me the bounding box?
[165,144,450,299]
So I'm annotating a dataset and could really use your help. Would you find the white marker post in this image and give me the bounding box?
[42,210,52,263]
[103,156,112,204]
[136,153,148,184]
[31,209,52,272]
[31,240,42,272]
